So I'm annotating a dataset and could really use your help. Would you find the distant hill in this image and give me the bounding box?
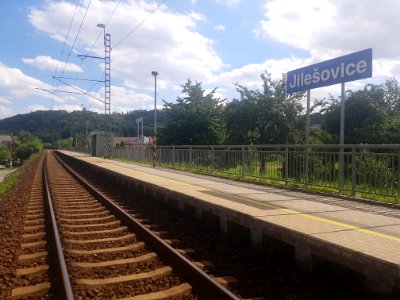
[0,110,166,144]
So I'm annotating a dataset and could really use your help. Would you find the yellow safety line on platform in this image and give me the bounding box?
[210,188,400,242]
[96,160,400,243]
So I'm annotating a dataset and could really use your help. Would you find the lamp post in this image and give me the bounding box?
[151,71,158,167]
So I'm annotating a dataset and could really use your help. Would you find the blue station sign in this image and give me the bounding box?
[287,48,372,93]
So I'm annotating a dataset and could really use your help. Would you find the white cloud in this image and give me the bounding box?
[23,56,83,73]
[217,56,305,89]
[17,0,400,119]
[0,63,50,98]
[0,62,87,117]
[0,97,11,105]
[215,0,243,7]
[255,0,400,80]
[0,106,14,120]
[27,104,48,112]
[255,0,336,50]
[53,104,83,112]
[110,85,153,110]
[29,0,225,92]
[214,24,226,31]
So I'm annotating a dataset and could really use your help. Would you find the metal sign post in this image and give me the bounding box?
[136,117,143,144]
[305,89,311,184]
[339,82,346,191]
[287,49,372,192]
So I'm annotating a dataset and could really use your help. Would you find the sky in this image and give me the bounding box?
[1,0,400,119]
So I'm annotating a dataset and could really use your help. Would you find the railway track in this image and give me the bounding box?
[10,151,239,299]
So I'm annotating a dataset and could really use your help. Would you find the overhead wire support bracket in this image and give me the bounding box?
[52,76,105,103]
[54,76,105,83]
[35,87,85,95]
[77,54,105,60]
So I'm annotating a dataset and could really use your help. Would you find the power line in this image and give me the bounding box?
[60,0,92,78]
[113,0,166,49]
[52,0,79,78]
[68,0,122,96]
[87,72,104,92]
[51,0,80,106]
[86,0,122,54]
[52,0,166,108]
[51,0,92,105]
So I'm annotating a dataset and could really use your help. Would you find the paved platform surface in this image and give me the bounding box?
[61,151,400,290]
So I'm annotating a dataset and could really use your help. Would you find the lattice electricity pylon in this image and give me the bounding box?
[104,33,111,158]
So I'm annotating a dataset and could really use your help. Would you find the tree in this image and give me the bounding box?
[321,83,400,144]
[16,139,43,162]
[384,77,400,112]
[159,80,226,145]
[224,72,305,145]
[0,144,11,164]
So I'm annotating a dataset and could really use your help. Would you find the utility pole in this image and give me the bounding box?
[77,24,111,158]
[99,24,111,158]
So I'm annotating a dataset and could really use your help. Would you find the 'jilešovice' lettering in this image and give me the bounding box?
[289,60,368,89]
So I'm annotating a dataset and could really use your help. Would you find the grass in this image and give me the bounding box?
[0,169,20,197]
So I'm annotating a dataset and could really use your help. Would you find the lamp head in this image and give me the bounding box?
[151,71,159,77]
[97,24,105,28]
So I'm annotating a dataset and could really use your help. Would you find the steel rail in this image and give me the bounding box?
[43,151,75,300]
[53,151,240,300]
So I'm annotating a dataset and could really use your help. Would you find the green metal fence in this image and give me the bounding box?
[70,144,400,202]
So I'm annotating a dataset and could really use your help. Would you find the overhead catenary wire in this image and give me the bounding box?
[58,0,123,99]
[50,0,80,107]
[52,0,166,108]
[59,0,92,78]
[53,77,105,103]
[52,0,79,80]
[113,0,166,49]
[50,0,92,103]
[72,0,122,82]
[85,0,122,55]
[55,76,104,82]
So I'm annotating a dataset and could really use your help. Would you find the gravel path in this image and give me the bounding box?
[0,169,16,183]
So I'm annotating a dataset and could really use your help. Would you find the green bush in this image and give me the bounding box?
[0,144,11,164]
[356,151,397,190]
[16,140,43,162]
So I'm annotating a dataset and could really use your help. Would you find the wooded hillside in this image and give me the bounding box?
[0,110,166,145]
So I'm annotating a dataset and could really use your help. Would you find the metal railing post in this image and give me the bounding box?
[173,146,176,167]
[398,149,400,198]
[241,146,245,177]
[304,145,309,185]
[285,146,289,184]
[211,146,215,172]
[189,146,193,170]
[339,147,344,192]
[351,147,356,196]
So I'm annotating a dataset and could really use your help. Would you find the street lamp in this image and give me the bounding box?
[151,71,158,167]
[97,24,105,46]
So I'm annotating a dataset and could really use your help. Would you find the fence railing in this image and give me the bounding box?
[66,144,400,202]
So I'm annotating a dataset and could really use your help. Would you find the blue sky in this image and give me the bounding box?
[1,0,399,119]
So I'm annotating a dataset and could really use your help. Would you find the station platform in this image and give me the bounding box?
[59,151,400,294]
